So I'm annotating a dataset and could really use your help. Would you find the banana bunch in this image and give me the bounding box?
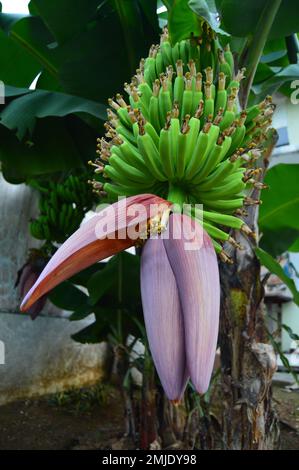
[30,175,96,243]
[89,26,274,262]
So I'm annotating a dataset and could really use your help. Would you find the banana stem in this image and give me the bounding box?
[240,0,282,108]
[167,184,186,208]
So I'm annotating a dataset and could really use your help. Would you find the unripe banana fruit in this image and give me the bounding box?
[30,174,97,244]
[90,25,274,261]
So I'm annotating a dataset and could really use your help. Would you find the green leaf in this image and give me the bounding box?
[25,1,158,103]
[57,5,158,102]
[259,164,299,254]
[69,263,107,288]
[260,50,286,64]
[0,116,97,183]
[3,85,32,97]
[0,89,106,139]
[87,257,119,305]
[289,238,299,253]
[260,227,299,257]
[282,324,299,341]
[71,321,111,344]
[188,0,229,36]
[167,0,202,44]
[110,0,159,74]
[254,63,278,85]
[10,16,59,78]
[48,281,89,311]
[260,37,288,67]
[29,0,101,45]
[138,0,160,34]
[0,12,28,32]
[35,70,61,91]
[252,64,299,97]
[267,329,299,383]
[87,252,141,310]
[69,305,95,322]
[255,247,299,306]
[0,28,40,88]
[216,0,299,40]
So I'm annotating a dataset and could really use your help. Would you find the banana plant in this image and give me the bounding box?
[6,0,299,450]
[18,14,290,448]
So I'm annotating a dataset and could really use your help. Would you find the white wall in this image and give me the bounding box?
[271,96,299,352]
[0,176,109,404]
[281,302,299,352]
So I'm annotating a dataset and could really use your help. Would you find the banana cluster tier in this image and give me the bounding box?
[89,27,274,261]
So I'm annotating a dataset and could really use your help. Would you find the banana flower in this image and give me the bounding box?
[21,194,220,401]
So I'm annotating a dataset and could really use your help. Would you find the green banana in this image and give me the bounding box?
[155,50,164,76]
[159,127,175,179]
[188,38,200,71]
[144,46,157,85]
[116,106,132,128]
[137,80,152,108]
[198,175,246,200]
[220,90,237,130]
[227,68,246,96]
[104,182,146,199]
[224,44,234,77]
[169,117,180,175]
[215,72,227,113]
[171,41,180,64]
[203,222,230,243]
[185,124,211,180]
[191,73,203,115]
[179,40,188,69]
[184,117,201,167]
[137,133,167,181]
[196,158,239,191]
[149,82,161,132]
[181,72,193,120]
[159,79,172,127]
[88,32,273,262]
[160,30,173,66]
[205,67,215,99]
[203,81,214,121]
[218,49,232,83]
[199,197,244,213]
[228,112,247,155]
[144,121,160,148]
[117,141,148,173]
[174,60,184,110]
[109,155,155,186]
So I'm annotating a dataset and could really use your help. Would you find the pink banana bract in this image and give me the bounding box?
[20,194,220,400]
[164,213,220,394]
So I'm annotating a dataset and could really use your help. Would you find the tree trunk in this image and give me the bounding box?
[219,134,280,449]
[219,240,279,449]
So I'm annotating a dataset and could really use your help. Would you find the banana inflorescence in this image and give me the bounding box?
[90,26,275,262]
[30,175,96,243]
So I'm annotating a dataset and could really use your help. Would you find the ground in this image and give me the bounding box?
[0,385,125,450]
[0,384,298,450]
[272,385,299,449]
